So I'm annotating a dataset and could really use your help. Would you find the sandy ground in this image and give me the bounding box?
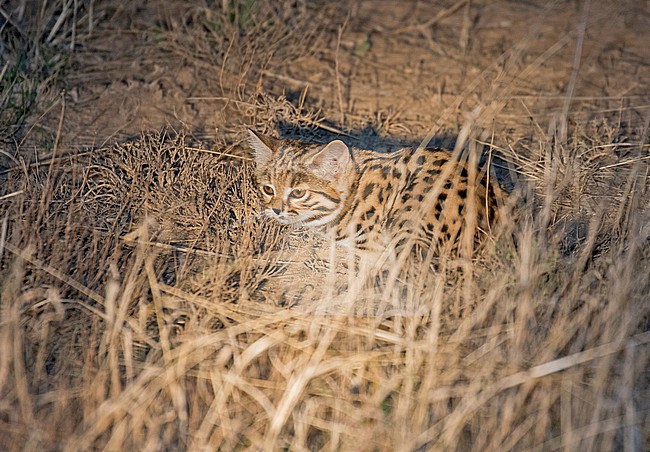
[26,0,649,150]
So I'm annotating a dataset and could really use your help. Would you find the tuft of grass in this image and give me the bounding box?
[0,0,93,158]
[0,52,38,141]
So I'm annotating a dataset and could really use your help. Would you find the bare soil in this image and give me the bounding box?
[20,1,650,147]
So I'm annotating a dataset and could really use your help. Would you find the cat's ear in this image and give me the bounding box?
[311,140,352,180]
[247,129,277,167]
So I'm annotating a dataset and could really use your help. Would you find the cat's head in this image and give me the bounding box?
[247,129,354,227]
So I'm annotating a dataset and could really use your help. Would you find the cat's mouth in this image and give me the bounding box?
[266,209,299,225]
[272,216,295,225]
[266,209,325,227]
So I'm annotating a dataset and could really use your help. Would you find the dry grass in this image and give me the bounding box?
[1,1,649,450]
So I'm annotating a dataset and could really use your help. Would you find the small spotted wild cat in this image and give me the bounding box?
[248,130,502,257]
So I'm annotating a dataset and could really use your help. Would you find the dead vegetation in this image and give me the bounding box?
[1,0,649,450]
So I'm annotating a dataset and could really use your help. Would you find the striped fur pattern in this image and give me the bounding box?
[248,130,502,256]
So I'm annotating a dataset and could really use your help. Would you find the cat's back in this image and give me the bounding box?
[343,145,502,252]
[353,144,495,204]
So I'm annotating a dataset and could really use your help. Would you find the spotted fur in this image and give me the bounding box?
[248,130,502,256]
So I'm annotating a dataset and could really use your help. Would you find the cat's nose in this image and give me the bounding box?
[272,207,281,215]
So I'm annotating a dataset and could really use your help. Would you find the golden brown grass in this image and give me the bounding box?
[1,1,649,450]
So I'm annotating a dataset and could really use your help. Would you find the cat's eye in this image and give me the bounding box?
[290,188,307,199]
[261,185,275,196]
